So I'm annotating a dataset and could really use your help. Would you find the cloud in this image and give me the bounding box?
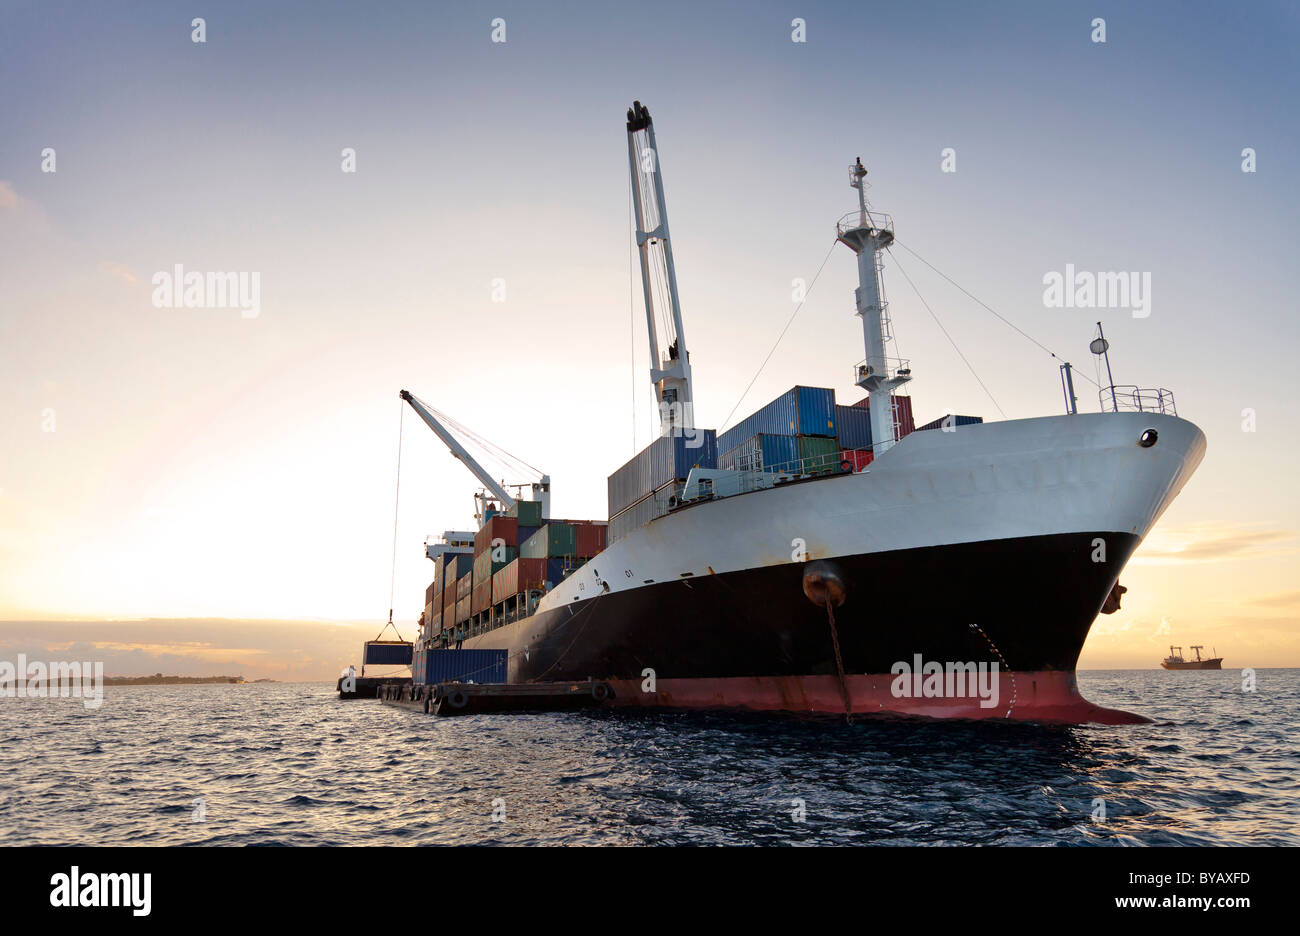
[97,260,138,285]
[1248,590,1300,610]
[1133,525,1296,564]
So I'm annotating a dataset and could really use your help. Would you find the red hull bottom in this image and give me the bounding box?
[604,671,1149,725]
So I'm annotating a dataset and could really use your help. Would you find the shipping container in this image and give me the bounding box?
[474,515,519,555]
[609,482,677,543]
[845,394,915,440]
[607,430,718,519]
[841,448,874,472]
[916,414,983,432]
[835,405,873,450]
[443,554,472,591]
[443,585,457,619]
[414,648,507,685]
[718,433,799,472]
[546,556,572,587]
[429,609,443,635]
[473,546,518,585]
[516,525,539,551]
[573,522,606,558]
[471,579,493,615]
[492,557,549,604]
[798,435,842,473]
[509,500,543,527]
[455,594,471,624]
[893,395,916,438]
[717,386,837,454]
[362,640,413,666]
[456,571,472,600]
[521,522,577,559]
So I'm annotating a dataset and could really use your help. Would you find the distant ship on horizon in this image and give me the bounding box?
[1161,645,1223,670]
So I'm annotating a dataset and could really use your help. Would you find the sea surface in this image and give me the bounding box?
[4,670,1297,846]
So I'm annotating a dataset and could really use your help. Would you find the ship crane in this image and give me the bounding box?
[626,101,695,437]
[399,390,550,520]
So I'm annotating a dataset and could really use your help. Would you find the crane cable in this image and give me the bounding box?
[886,248,1007,419]
[719,236,839,433]
[379,399,405,643]
[891,240,1100,389]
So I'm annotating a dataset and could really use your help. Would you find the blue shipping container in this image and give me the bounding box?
[718,433,800,472]
[415,648,508,685]
[363,640,413,666]
[717,386,837,454]
[607,429,718,519]
[916,414,983,432]
[835,404,874,450]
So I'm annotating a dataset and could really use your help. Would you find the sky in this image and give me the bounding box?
[1,0,1297,676]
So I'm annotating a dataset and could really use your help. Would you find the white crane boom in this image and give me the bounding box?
[400,390,516,512]
[626,100,694,436]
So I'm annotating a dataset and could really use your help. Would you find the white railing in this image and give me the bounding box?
[853,357,911,387]
[837,209,894,237]
[1099,385,1177,416]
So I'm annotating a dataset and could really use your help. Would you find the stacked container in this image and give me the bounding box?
[716,386,837,454]
[474,515,519,554]
[520,522,576,559]
[717,433,799,473]
[608,430,718,519]
[835,405,873,451]
[455,572,472,624]
[797,435,841,473]
[492,557,549,604]
[508,500,543,527]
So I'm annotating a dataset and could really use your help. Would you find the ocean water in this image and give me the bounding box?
[5,670,1296,846]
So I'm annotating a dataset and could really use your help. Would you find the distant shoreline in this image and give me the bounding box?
[103,675,264,686]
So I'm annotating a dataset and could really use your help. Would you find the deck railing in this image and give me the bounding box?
[1099,385,1177,416]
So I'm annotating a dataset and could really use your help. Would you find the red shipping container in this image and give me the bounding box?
[492,557,548,604]
[841,448,874,472]
[475,515,519,555]
[455,595,471,624]
[472,579,493,615]
[443,585,457,619]
[574,522,606,558]
[893,395,915,439]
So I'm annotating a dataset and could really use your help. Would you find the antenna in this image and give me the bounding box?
[1090,321,1118,412]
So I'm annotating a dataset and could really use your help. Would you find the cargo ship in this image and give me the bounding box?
[1161,646,1223,670]
[399,101,1205,724]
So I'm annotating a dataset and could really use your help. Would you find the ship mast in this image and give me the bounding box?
[626,101,694,436]
[836,158,910,456]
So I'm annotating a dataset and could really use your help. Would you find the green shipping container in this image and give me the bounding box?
[520,523,577,559]
[798,435,841,473]
[510,500,544,527]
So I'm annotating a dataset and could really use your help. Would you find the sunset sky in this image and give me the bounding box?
[2,0,1297,677]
